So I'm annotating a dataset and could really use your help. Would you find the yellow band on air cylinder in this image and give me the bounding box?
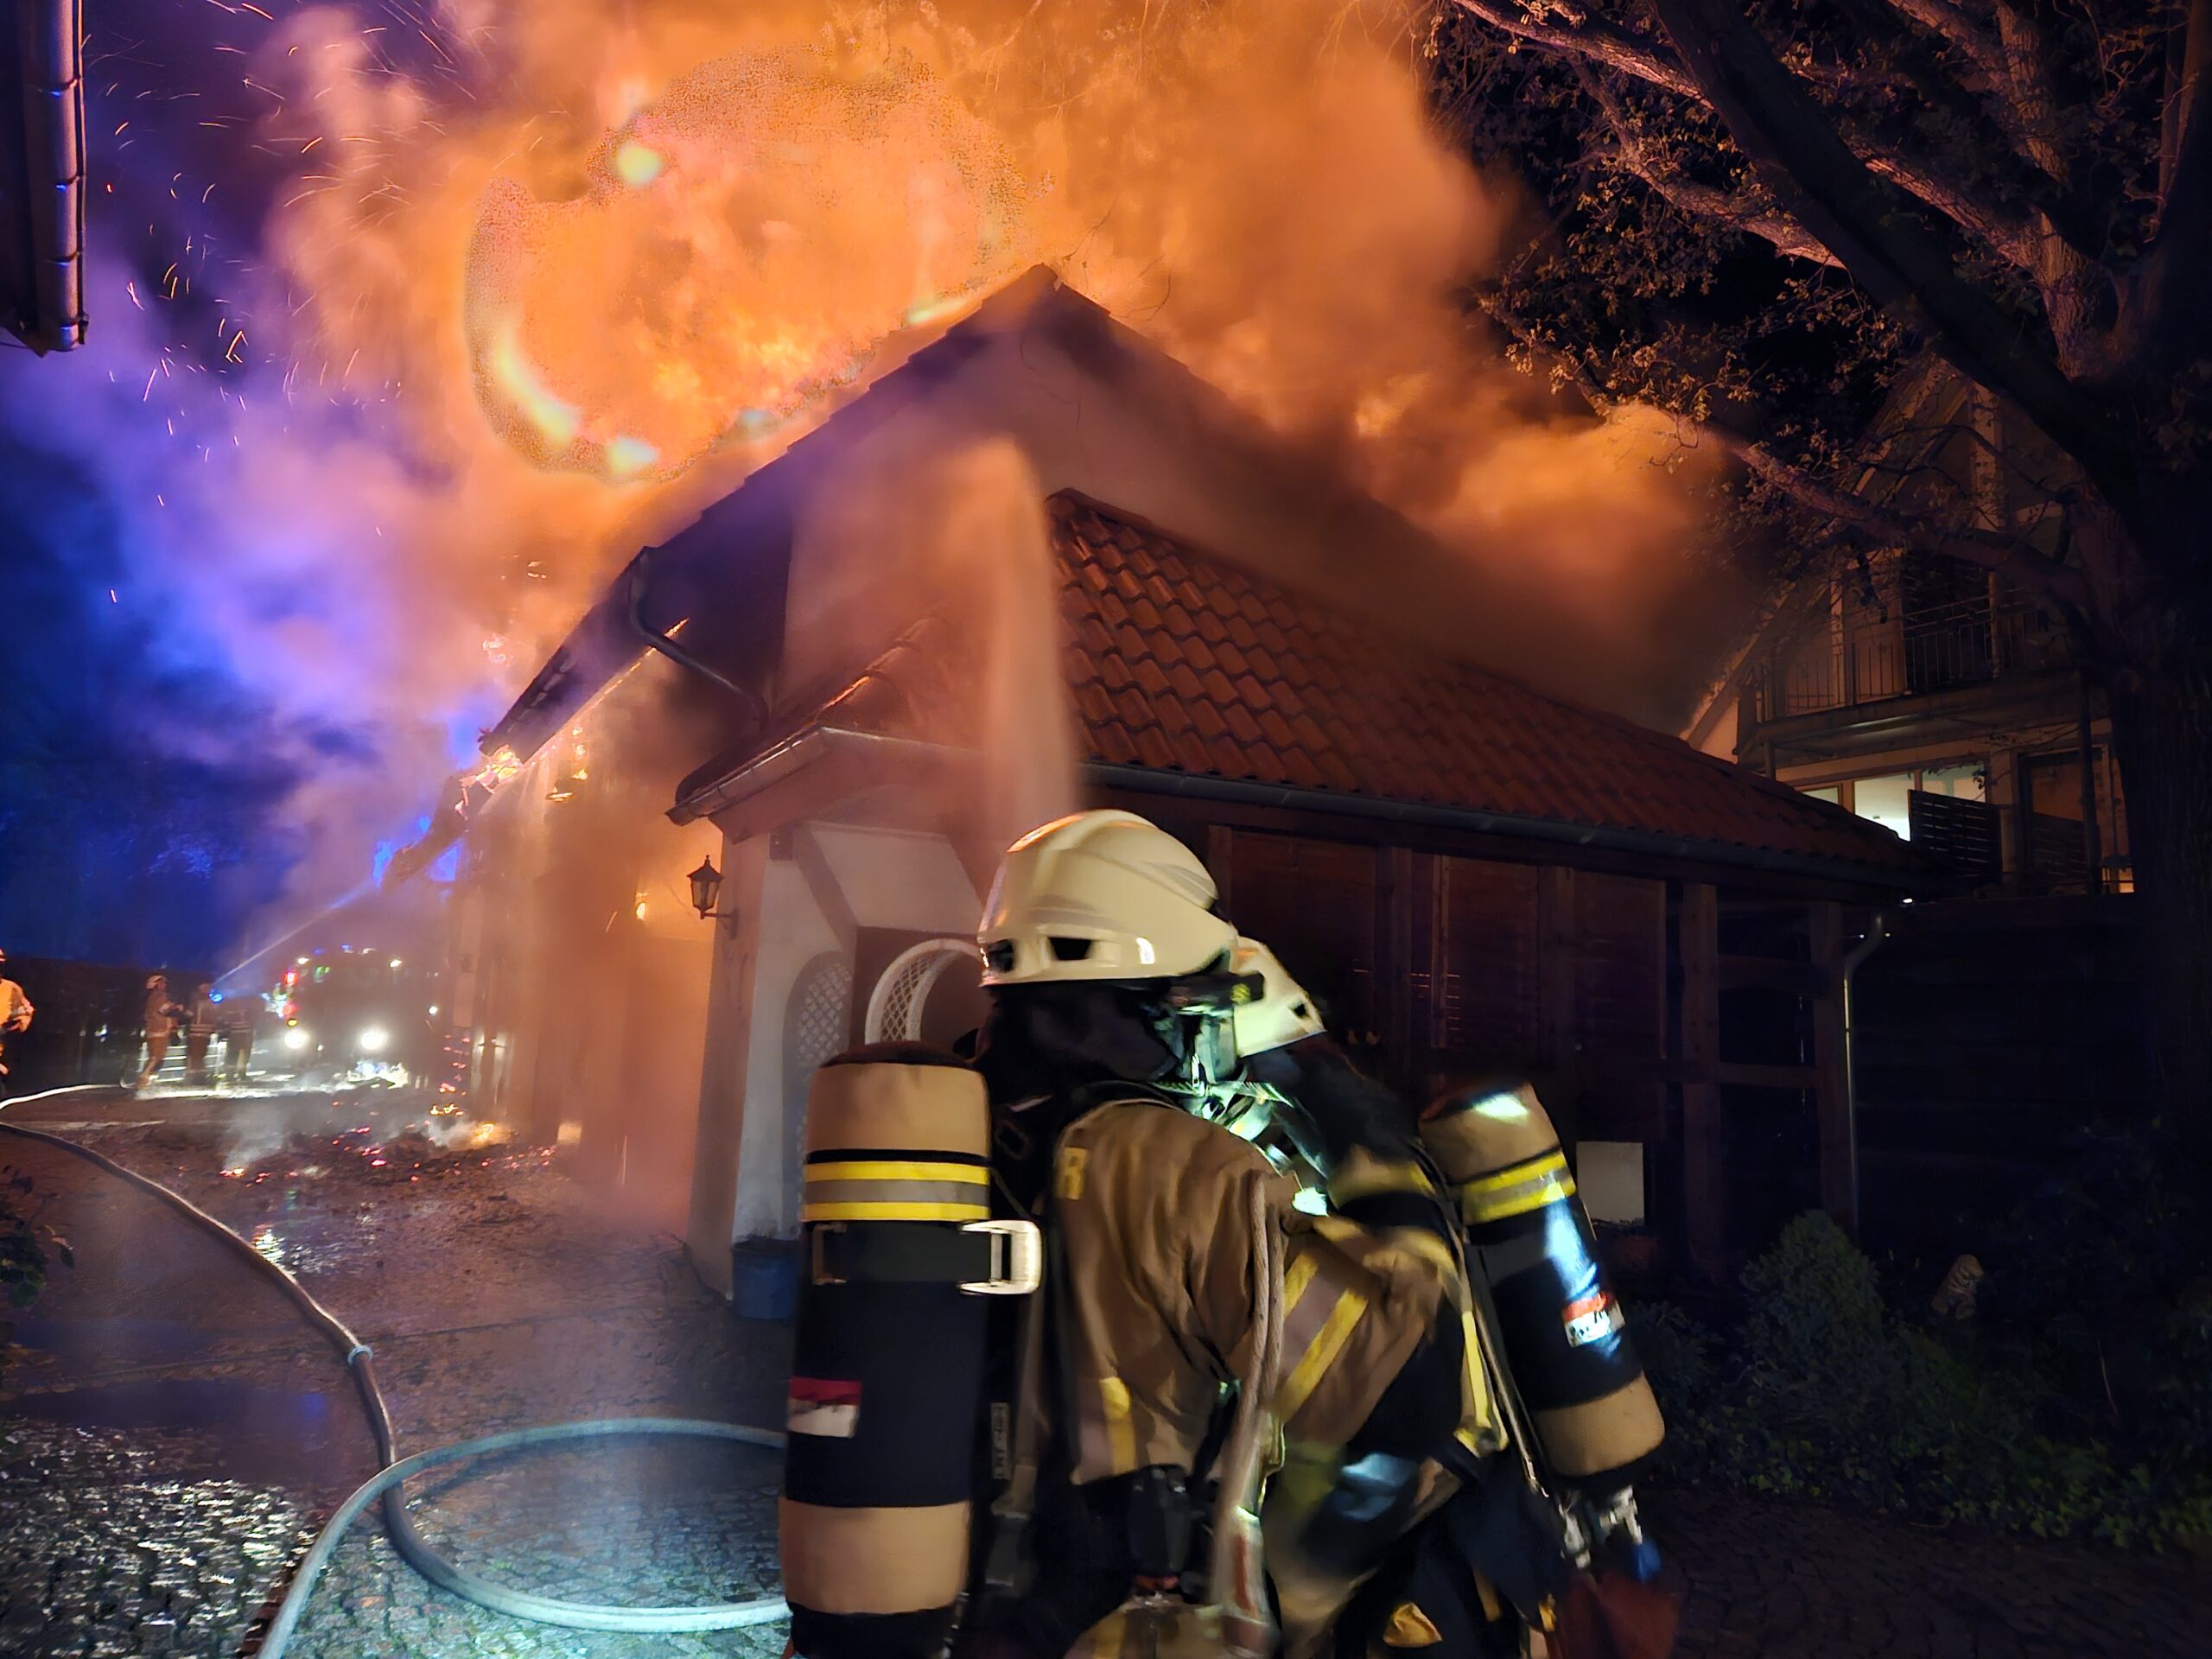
[1456,1149,1577,1225]
[800,1159,990,1224]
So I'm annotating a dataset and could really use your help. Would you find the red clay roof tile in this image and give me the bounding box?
[1050,494,1922,881]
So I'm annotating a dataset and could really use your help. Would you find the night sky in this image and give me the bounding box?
[0,3,484,971]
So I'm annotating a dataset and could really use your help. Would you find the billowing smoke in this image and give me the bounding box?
[1,0,1714,963]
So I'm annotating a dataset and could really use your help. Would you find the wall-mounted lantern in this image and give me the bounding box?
[688,856,731,921]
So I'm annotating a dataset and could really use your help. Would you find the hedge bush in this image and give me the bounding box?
[1633,1211,2212,1550]
[1,1166,71,1382]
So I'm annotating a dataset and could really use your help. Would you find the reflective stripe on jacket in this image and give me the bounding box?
[1050,1103,1459,1478]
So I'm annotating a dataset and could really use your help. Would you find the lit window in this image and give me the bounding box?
[1853,773,1913,839]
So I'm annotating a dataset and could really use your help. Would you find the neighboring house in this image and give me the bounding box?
[1681,366,2148,1255]
[433,269,1926,1289]
[1684,367,2128,897]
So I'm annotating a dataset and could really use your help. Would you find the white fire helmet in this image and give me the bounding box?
[979,810,1236,987]
[1228,937,1325,1057]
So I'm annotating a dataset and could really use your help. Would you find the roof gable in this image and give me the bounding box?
[486,265,1681,765]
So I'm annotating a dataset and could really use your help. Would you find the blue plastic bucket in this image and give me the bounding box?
[731,1240,799,1322]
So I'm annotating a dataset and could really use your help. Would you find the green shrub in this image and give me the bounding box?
[1624,1300,1727,1473]
[0,1167,72,1380]
[1628,1210,2212,1548]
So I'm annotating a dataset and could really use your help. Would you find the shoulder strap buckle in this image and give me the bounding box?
[960,1217,1044,1295]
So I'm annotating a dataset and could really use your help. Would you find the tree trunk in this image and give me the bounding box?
[2101,575,2212,1139]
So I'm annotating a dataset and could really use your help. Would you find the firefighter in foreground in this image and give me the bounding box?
[778,810,1669,1657]
[1211,943,1671,1656]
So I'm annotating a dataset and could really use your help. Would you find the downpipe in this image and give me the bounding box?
[1838,914,1891,1239]
[0,1086,789,1654]
[627,556,767,728]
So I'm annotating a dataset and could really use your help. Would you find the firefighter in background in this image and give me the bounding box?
[0,948,33,1080]
[220,994,261,1084]
[967,811,1481,1658]
[1221,946,1673,1658]
[133,975,183,1090]
[184,982,219,1087]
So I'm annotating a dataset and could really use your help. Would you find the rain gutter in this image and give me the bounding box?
[667,725,966,826]
[1837,913,1891,1238]
[12,0,86,351]
[1084,763,1924,893]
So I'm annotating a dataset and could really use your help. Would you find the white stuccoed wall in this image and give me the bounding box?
[685,818,982,1294]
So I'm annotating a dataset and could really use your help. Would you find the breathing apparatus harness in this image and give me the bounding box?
[1145,969,1662,1613]
[965,970,1283,1657]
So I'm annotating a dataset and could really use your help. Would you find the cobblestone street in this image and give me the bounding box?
[3,1086,2209,1658]
[1,1088,789,1657]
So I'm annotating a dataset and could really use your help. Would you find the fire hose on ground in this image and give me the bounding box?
[0,1086,791,1656]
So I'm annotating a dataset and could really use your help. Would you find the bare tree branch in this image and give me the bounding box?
[1449,0,1702,98]
[1896,2,2114,269]
[1643,0,2130,510]
[1883,0,2063,179]
[1571,64,1844,264]
[1709,423,2090,608]
[1886,0,2002,77]
[2157,0,2209,202]
[1455,2,2065,274]
[1857,151,2037,266]
[1471,287,2094,609]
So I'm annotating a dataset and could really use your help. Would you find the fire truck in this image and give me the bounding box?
[269,950,443,1088]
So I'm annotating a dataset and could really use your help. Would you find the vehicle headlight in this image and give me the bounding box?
[358,1027,390,1054]
[283,1027,312,1052]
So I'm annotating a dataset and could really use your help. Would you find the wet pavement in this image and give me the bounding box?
[1,1088,790,1658]
[4,1087,2209,1658]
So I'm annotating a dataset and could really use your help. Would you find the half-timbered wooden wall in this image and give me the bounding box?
[1196,821,1865,1281]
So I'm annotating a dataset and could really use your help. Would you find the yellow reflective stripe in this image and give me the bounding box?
[1458,1151,1576,1224]
[1098,1376,1137,1475]
[1274,1288,1368,1423]
[798,1199,989,1223]
[1460,1172,1576,1225]
[1306,1212,1363,1246]
[1475,1577,1503,1623]
[1384,1602,1444,1647]
[1459,1149,1567,1195]
[1327,1154,1440,1206]
[1282,1251,1321,1315]
[804,1160,988,1185]
[800,1158,990,1222]
[1459,1308,1505,1452]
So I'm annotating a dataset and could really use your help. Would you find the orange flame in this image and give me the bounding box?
[463,46,1036,480]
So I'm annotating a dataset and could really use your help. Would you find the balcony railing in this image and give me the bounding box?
[1749,593,2075,723]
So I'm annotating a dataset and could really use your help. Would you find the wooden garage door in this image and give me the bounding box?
[1228,831,1380,1041]
[1430,855,1541,1067]
[1572,870,1667,1135]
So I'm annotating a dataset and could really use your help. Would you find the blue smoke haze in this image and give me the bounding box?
[0,1,497,970]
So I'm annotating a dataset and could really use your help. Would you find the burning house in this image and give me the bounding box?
[434,270,1927,1289]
